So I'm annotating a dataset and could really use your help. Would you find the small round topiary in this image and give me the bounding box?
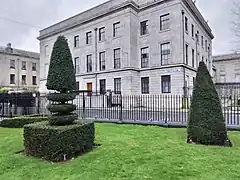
[47,104,76,114]
[48,113,78,126]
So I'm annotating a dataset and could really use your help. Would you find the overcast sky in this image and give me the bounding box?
[0,0,237,55]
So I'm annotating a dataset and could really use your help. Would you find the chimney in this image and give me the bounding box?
[6,43,13,53]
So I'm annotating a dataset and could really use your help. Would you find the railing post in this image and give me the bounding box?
[118,94,123,123]
[82,92,85,119]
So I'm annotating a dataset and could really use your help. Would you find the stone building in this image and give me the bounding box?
[0,43,40,91]
[38,0,214,95]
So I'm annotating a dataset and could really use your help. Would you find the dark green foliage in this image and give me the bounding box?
[187,61,231,146]
[48,113,78,126]
[24,121,95,162]
[0,116,48,128]
[47,93,76,102]
[47,104,76,114]
[46,36,76,93]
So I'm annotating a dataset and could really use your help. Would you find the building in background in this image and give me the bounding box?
[213,52,240,95]
[0,43,40,91]
[38,0,214,95]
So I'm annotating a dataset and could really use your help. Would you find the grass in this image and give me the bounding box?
[1,123,240,180]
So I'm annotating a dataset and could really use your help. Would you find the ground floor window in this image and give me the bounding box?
[161,75,171,93]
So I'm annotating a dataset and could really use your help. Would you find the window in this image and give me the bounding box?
[113,22,120,37]
[141,77,149,94]
[32,62,36,71]
[22,61,26,70]
[201,36,204,48]
[99,52,106,71]
[44,63,49,78]
[74,35,79,48]
[10,74,15,84]
[161,75,171,93]
[193,77,196,85]
[114,48,121,69]
[44,45,49,56]
[192,49,195,68]
[22,75,26,85]
[99,27,105,41]
[99,79,106,94]
[74,57,80,74]
[185,44,189,65]
[86,31,92,45]
[191,24,194,38]
[141,47,149,68]
[32,76,37,85]
[205,40,208,52]
[76,81,80,90]
[202,56,204,62]
[10,60,15,69]
[185,16,188,32]
[114,78,121,94]
[86,54,92,72]
[140,20,148,35]
[161,42,170,65]
[160,13,170,31]
[196,30,199,43]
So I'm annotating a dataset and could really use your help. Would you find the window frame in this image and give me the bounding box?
[32,62,37,71]
[32,76,37,85]
[185,16,188,32]
[99,27,105,41]
[99,79,106,94]
[22,75,26,85]
[99,52,106,71]
[10,59,15,69]
[141,47,149,68]
[160,13,170,31]
[74,57,80,74]
[22,61,26,70]
[185,44,189,65]
[74,35,79,48]
[114,48,121,69]
[161,42,171,65]
[10,74,15,84]
[86,31,92,45]
[113,22,120,37]
[141,77,149,94]
[161,75,171,93]
[86,54,92,72]
[114,78,121,94]
[140,20,148,35]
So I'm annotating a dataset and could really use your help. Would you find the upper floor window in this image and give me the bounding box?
[74,57,80,74]
[86,31,92,45]
[99,27,105,41]
[22,61,26,70]
[141,77,149,94]
[99,52,106,71]
[161,42,170,65]
[114,48,121,69]
[32,62,36,71]
[86,54,92,72]
[113,22,120,37]
[74,35,79,48]
[196,30,199,43]
[185,16,188,32]
[141,47,149,68]
[192,49,195,68]
[140,20,148,35]
[191,24,194,38]
[160,13,170,31]
[10,60,15,69]
[201,36,204,48]
[205,40,208,52]
[185,44,189,65]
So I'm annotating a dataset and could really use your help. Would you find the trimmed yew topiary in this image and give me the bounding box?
[187,61,232,147]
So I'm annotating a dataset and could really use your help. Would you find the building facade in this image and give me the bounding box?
[38,0,214,95]
[0,43,40,91]
[213,53,240,95]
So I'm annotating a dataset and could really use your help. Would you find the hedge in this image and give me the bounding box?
[0,116,48,128]
[24,121,95,162]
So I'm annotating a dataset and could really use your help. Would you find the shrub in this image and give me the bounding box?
[46,104,76,114]
[0,116,48,128]
[24,121,95,162]
[46,36,76,93]
[46,93,76,102]
[48,113,78,126]
[187,61,232,147]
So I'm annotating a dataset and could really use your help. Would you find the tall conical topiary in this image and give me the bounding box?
[46,36,77,126]
[46,35,76,93]
[187,61,232,147]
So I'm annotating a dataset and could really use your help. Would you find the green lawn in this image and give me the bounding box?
[1,124,240,180]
